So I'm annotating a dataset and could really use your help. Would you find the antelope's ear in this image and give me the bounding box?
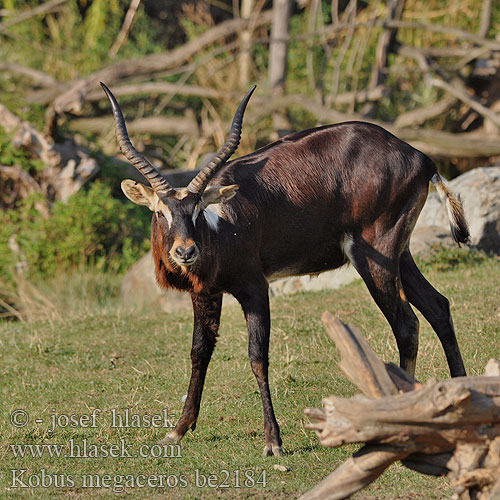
[121,180,156,210]
[202,184,239,206]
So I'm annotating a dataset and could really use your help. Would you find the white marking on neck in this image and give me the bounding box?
[341,233,355,264]
[203,205,221,231]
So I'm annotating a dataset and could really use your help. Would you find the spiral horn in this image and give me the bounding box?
[101,82,173,196]
[186,85,256,194]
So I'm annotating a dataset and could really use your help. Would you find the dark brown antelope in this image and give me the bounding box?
[102,83,469,456]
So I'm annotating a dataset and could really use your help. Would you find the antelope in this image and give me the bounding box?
[101,83,469,456]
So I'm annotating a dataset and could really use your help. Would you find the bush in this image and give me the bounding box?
[0,182,151,284]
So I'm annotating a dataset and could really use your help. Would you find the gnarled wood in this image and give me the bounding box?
[302,315,500,500]
[0,104,98,203]
[321,311,399,398]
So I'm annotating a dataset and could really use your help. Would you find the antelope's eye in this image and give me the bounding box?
[156,211,163,218]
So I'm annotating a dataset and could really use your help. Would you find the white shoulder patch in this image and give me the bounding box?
[203,205,222,230]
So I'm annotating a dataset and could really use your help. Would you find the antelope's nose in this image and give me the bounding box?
[175,245,197,262]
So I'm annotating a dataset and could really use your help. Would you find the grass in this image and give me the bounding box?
[0,253,499,499]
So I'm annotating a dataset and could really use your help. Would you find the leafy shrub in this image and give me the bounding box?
[0,127,44,173]
[0,182,151,284]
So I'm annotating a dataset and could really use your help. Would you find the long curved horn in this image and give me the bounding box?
[100,82,173,196]
[187,85,256,194]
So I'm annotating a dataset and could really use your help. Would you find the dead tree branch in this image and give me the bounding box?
[477,0,493,39]
[0,62,60,88]
[362,0,405,117]
[301,312,500,500]
[0,0,68,34]
[398,44,500,130]
[394,95,457,128]
[109,0,141,58]
[85,82,235,102]
[68,114,200,138]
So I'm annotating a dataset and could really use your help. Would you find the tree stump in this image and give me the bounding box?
[300,312,500,500]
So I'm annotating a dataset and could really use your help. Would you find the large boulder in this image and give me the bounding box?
[121,252,236,312]
[121,252,192,312]
[269,266,359,297]
[415,166,500,253]
[409,225,457,257]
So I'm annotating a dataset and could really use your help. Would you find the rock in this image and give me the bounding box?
[121,251,236,312]
[121,252,192,312]
[415,166,500,253]
[122,251,361,311]
[409,225,456,257]
[269,266,360,297]
[273,464,291,472]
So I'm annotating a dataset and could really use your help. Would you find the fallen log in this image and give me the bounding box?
[301,312,500,500]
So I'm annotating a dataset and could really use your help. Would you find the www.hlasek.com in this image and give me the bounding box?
[10,438,182,459]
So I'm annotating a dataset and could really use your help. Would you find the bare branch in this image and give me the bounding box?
[250,94,500,158]
[0,165,49,217]
[477,0,492,38]
[363,0,406,117]
[428,75,500,129]
[394,95,457,128]
[330,0,357,101]
[398,44,500,130]
[0,0,68,34]
[383,20,500,50]
[0,104,99,202]
[85,81,236,102]
[109,0,141,59]
[0,62,60,88]
[68,115,200,138]
[299,446,409,500]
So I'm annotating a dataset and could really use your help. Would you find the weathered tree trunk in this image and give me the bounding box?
[301,312,500,500]
[269,0,293,136]
[239,0,255,88]
[362,0,405,117]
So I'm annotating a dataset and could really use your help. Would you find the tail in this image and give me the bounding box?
[431,174,470,245]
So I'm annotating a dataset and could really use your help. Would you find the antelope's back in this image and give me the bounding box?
[218,121,433,225]
[213,122,434,277]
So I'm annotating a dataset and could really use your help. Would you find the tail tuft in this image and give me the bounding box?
[431,174,470,245]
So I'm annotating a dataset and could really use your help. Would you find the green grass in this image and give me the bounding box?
[1,255,499,499]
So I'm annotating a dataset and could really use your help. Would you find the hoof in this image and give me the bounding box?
[263,444,283,457]
[160,431,182,445]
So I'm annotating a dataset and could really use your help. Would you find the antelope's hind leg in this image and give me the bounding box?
[162,293,222,444]
[346,232,420,377]
[399,248,466,377]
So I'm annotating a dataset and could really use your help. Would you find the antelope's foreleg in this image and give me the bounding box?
[163,293,222,443]
[236,282,282,457]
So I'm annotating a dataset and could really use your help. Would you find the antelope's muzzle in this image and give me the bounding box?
[170,239,199,267]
